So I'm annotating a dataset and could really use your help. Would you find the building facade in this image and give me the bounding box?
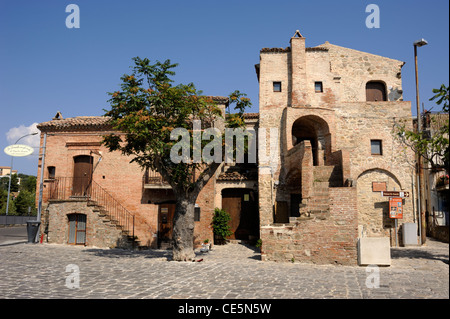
[256,31,415,264]
[36,31,416,265]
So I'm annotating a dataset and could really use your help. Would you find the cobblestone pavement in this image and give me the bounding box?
[0,238,448,299]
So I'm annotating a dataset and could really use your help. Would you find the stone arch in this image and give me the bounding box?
[356,168,402,239]
[291,115,331,166]
[355,167,403,190]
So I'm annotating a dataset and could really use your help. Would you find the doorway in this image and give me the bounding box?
[158,203,176,247]
[221,188,259,241]
[72,155,93,197]
[68,213,87,245]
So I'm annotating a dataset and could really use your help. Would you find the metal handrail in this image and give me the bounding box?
[48,177,135,245]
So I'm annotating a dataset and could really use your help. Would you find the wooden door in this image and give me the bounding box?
[222,193,241,240]
[366,82,386,101]
[158,203,176,243]
[72,155,93,197]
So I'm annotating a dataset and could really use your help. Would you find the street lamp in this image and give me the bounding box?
[413,38,428,245]
[5,132,39,216]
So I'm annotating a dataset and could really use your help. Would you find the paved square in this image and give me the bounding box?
[0,238,448,299]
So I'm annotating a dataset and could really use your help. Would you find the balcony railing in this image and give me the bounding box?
[143,169,171,188]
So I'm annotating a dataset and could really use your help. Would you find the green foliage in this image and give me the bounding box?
[103,57,251,197]
[19,174,37,193]
[0,175,19,192]
[430,84,449,113]
[394,85,449,172]
[0,190,17,215]
[0,174,37,216]
[14,190,37,216]
[212,208,233,244]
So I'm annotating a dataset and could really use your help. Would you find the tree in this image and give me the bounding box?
[103,57,251,261]
[0,174,19,193]
[395,85,449,174]
[14,190,37,216]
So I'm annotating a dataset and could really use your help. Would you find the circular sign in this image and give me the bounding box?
[4,144,34,157]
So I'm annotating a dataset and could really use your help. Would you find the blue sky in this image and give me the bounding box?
[1,0,448,175]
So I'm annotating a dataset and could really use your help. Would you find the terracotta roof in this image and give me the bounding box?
[37,116,112,131]
[243,113,259,119]
[217,170,257,181]
[260,47,291,53]
[305,47,329,52]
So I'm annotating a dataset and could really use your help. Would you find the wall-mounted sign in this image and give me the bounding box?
[4,144,34,157]
[382,191,410,198]
[372,182,386,192]
[389,197,403,219]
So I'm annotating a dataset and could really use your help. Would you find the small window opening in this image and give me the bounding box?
[194,205,201,221]
[273,82,282,92]
[48,166,56,179]
[371,140,383,155]
[315,81,323,93]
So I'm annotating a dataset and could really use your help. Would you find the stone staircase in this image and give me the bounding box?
[88,201,141,249]
[298,165,339,220]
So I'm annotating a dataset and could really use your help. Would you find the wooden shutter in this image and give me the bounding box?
[366,82,386,101]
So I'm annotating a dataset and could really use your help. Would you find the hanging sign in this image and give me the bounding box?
[4,144,34,157]
[389,197,403,219]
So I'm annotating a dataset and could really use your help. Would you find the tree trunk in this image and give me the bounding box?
[172,196,196,261]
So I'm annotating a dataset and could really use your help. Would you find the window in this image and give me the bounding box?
[314,81,323,93]
[68,214,86,245]
[273,82,282,92]
[366,81,387,101]
[194,205,201,221]
[48,166,56,179]
[371,140,382,155]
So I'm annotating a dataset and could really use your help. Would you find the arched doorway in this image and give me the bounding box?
[356,168,401,239]
[291,115,331,166]
[221,188,259,241]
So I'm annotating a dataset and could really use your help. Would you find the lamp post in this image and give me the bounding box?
[413,38,428,245]
[5,132,39,216]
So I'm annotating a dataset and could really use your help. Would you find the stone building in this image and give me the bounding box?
[36,31,416,265]
[255,31,415,264]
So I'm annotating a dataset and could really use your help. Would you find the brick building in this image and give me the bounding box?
[36,31,416,265]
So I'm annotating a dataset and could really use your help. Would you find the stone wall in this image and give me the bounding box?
[261,187,358,265]
[44,199,132,248]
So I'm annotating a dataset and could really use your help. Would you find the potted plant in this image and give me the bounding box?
[201,238,211,251]
[255,239,262,253]
[212,208,233,245]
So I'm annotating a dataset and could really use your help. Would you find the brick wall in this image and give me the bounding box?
[261,187,358,265]
[37,127,216,249]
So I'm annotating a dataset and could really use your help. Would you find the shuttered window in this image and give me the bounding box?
[366,81,387,101]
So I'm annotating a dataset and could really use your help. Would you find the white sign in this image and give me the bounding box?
[4,144,34,157]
